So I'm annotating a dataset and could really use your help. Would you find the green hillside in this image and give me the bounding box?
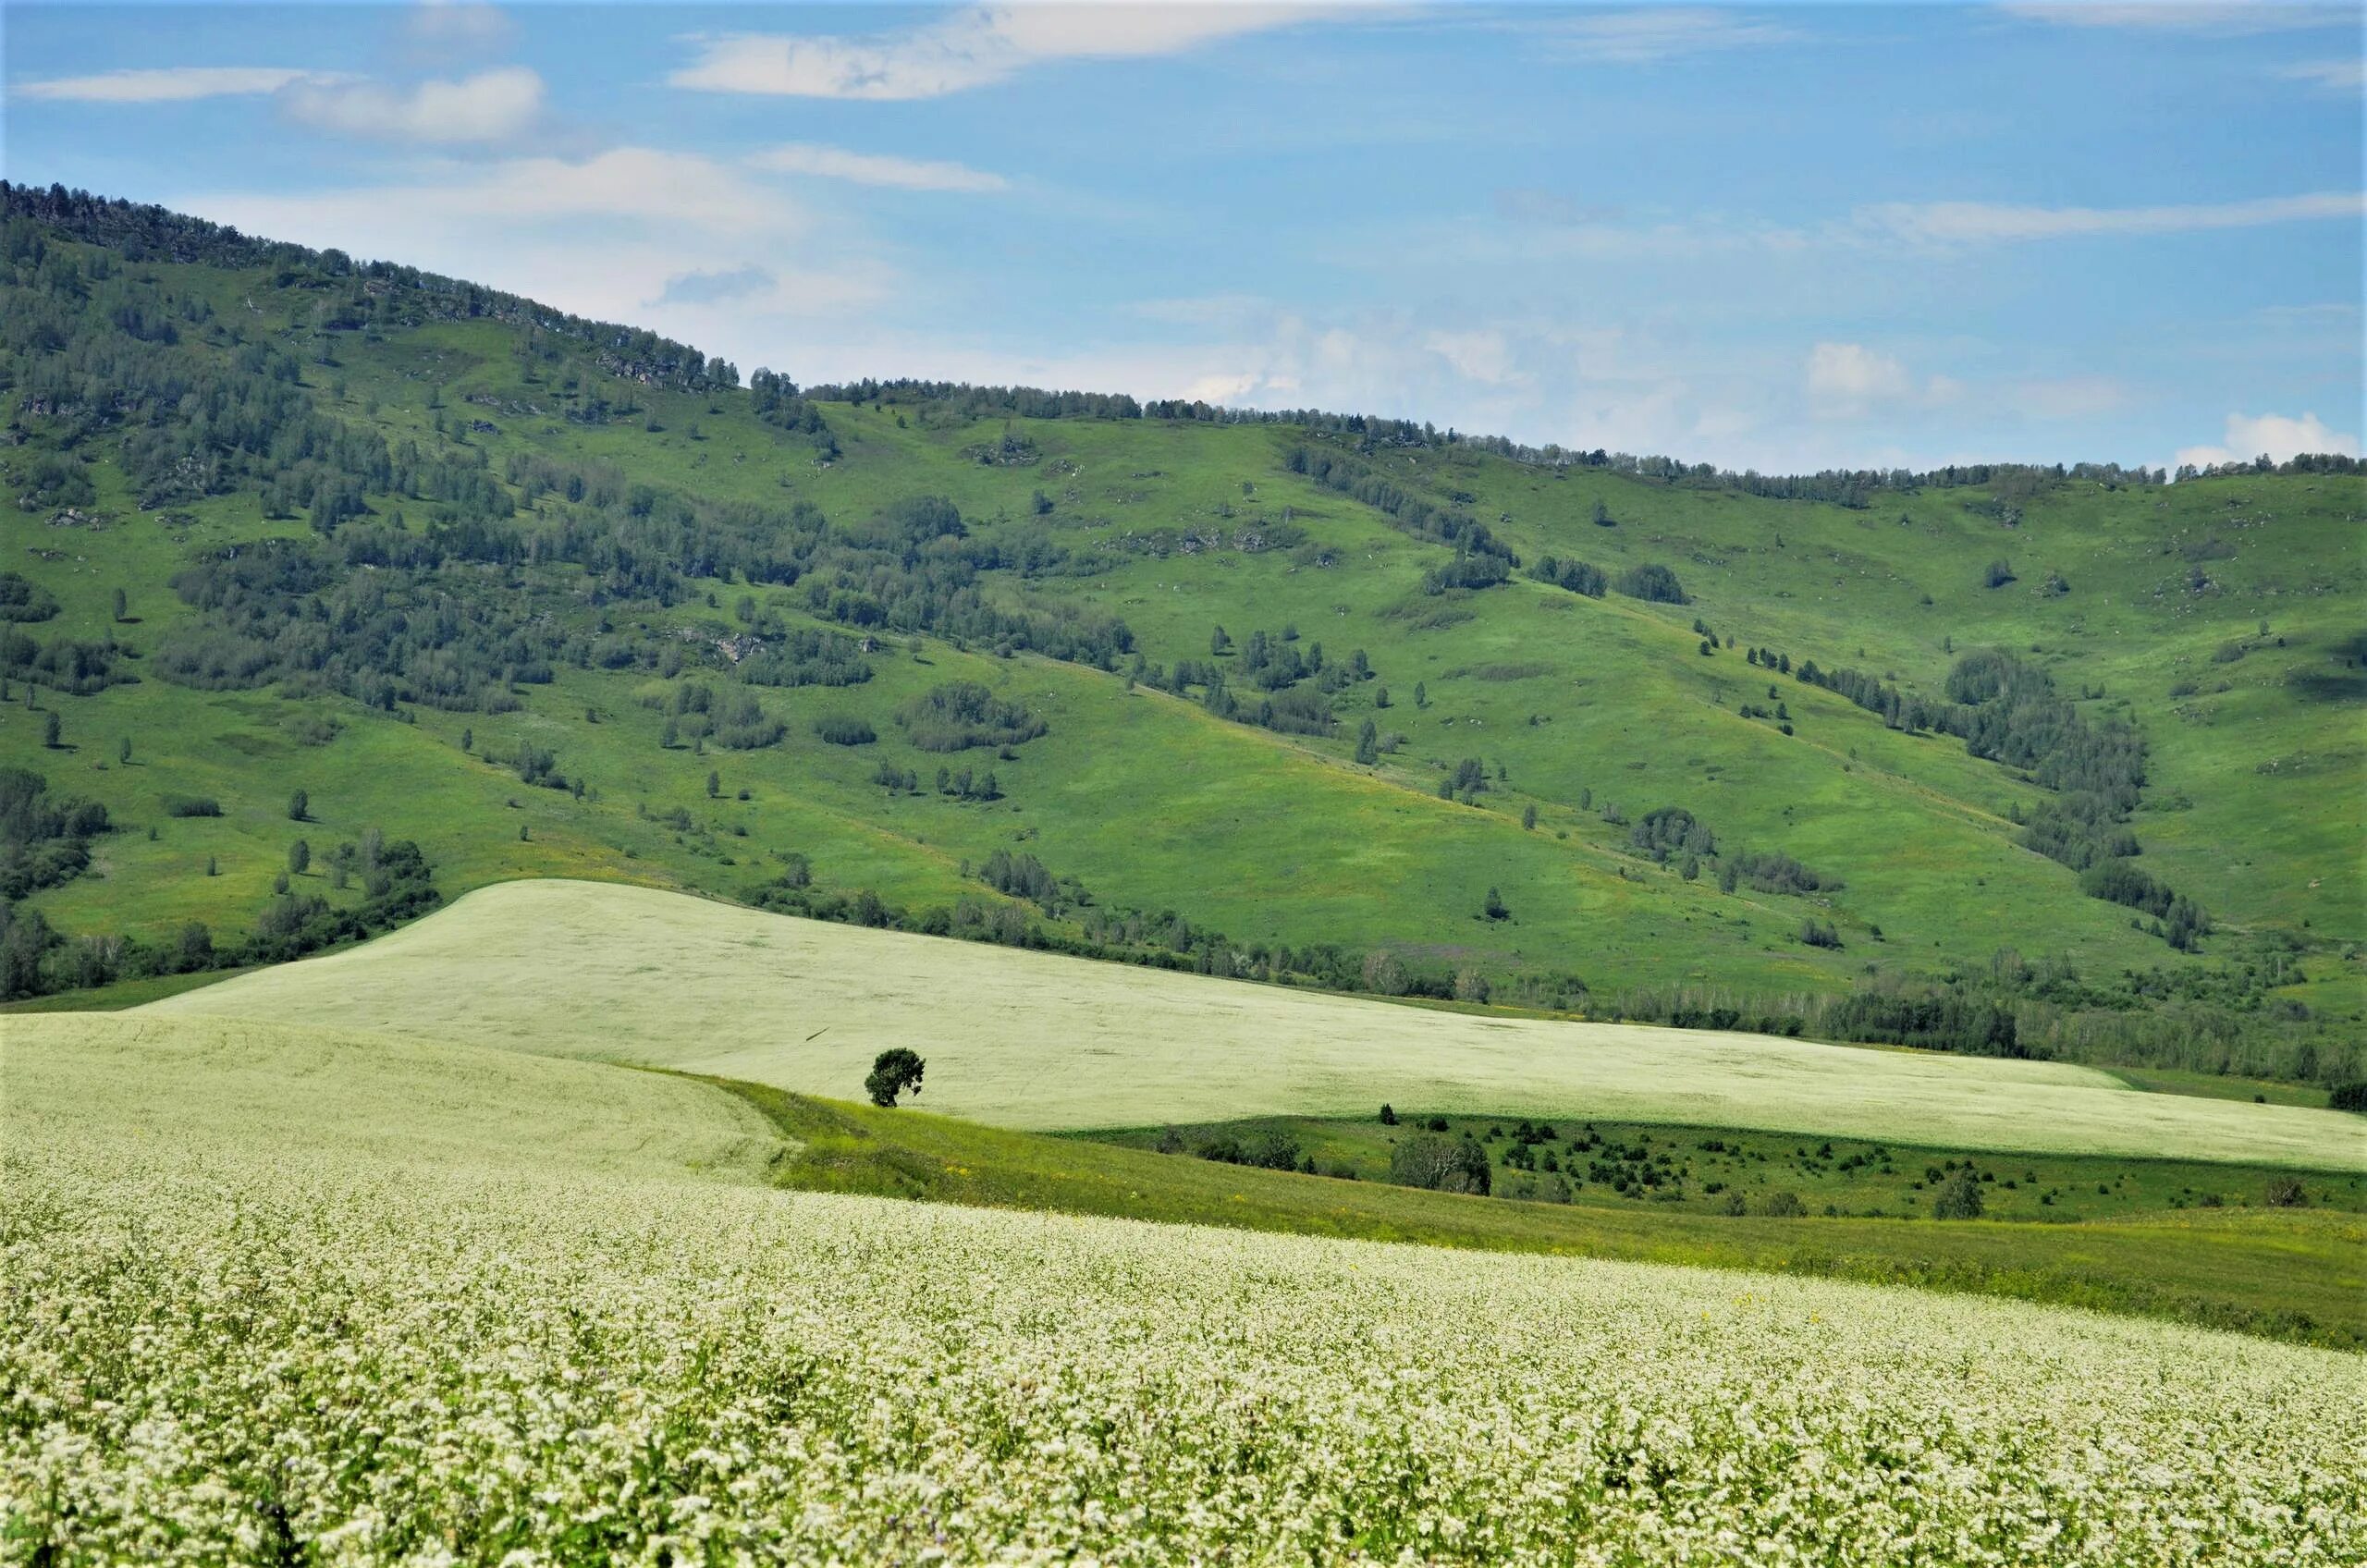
[3,186,2361,1087]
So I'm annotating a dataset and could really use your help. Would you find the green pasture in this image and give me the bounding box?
[148,878,2367,1170]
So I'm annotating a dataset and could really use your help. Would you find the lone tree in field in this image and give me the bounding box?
[1932,1168,1985,1220]
[288,789,309,822]
[865,1048,926,1109]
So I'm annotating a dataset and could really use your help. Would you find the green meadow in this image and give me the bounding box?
[149,878,2367,1170]
[11,1010,2362,1349]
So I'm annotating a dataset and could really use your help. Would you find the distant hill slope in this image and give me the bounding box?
[149,879,2367,1169]
[2,186,2359,1084]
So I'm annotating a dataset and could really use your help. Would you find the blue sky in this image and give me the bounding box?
[6,2,2361,472]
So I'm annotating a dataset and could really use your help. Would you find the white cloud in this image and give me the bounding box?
[280,67,545,144]
[748,143,1008,193]
[1998,3,2347,33]
[1805,341,1912,412]
[199,148,793,246]
[669,5,1316,100]
[2277,57,2365,91]
[2175,410,2360,469]
[1531,8,1800,63]
[15,66,326,103]
[1860,190,2364,245]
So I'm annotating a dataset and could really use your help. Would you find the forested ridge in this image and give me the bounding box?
[1,184,2360,1094]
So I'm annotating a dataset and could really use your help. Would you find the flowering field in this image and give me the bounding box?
[6,1015,2362,1563]
[150,879,2367,1169]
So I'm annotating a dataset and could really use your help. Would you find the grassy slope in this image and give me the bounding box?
[727,1082,2367,1349]
[5,1011,776,1183]
[4,239,2358,1024]
[148,878,2367,1170]
[6,1010,2358,1347]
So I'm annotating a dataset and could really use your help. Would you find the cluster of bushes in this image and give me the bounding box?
[1629,807,1714,862]
[1134,642,1366,741]
[1613,564,1688,604]
[1721,850,1834,896]
[0,572,59,622]
[1387,1132,1492,1195]
[1,631,129,696]
[1188,1129,1309,1173]
[895,681,1048,753]
[0,767,108,899]
[976,849,1090,915]
[1620,806,1836,898]
[814,714,876,746]
[1527,556,1606,597]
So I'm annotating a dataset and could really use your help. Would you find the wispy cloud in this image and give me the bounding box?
[1492,189,1626,226]
[668,4,1317,100]
[178,148,887,347]
[16,66,327,103]
[1528,8,1800,64]
[1859,190,2364,244]
[406,0,517,57]
[2277,57,2365,92]
[280,67,546,144]
[748,143,1008,193]
[657,265,777,307]
[1998,3,2350,34]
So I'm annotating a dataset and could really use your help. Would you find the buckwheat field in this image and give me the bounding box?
[6,1017,2362,1564]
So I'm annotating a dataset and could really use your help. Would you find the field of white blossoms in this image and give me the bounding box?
[6,1015,2364,1565]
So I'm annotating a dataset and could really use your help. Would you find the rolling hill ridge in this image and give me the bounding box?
[1,183,2361,1089]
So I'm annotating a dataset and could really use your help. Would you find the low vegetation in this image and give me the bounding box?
[10,1012,2364,1564]
[144,880,2367,1170]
